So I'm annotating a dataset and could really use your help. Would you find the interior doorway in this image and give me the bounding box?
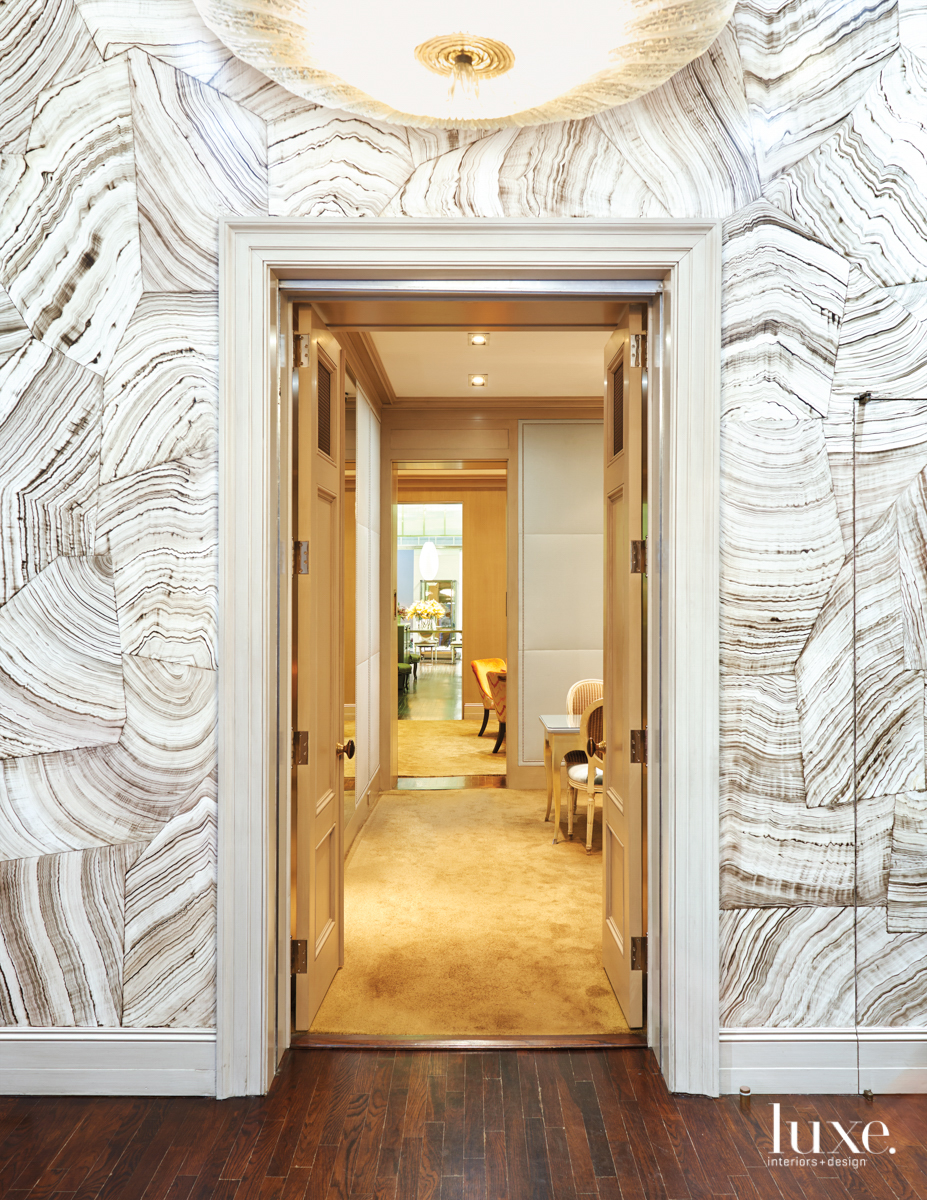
[291,303,649,1043]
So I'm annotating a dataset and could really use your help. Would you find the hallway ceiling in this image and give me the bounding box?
[370,330,609,399]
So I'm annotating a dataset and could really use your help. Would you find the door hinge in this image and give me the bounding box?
[630,539,647,574]
[631,935,648,973]
[293,730,308,766]
[294,540,309,575]
[291,939,308,974]
[630,728,647,765]
[630,333,647,369]
[293,333,310,367]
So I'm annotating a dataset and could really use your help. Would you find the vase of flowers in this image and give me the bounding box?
[406,599,445,630]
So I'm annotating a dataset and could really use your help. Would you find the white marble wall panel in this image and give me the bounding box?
[720,906,856,1026]
[720,675,892,906]
[720,417,845,672]
[0,656,216,860]
[721,200,848,420]
[100,293,218,485]
[129,50,267,291]
[74,0,231,80]
[0,842,141,1026]
[732,0,899,181]
[857,906,927,1024]
[766,50,927,288]
[0,556,125,758]
[405,127,488,170]
[0,57,141,373]
[899,0,927,52]
[0,340,102,605]
[886,792,927,931]
[0,287,32,371]
[0,0,101,155]
[382,121,669,219]
[116,554,218,670]
[797,510,926,808]
[595,27,760,219]
[123,775,216,1027]
[203,57,317,121]
[268,108,413,218]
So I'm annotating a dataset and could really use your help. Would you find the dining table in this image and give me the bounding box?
[538,713,586,844]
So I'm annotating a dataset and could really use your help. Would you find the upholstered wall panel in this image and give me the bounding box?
[0,0,923,1043]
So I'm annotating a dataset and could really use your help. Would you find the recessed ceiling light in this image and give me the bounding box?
[469,374,488,388]
[468,333,489,346]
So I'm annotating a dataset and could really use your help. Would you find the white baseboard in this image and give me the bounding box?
[0,1028,216,1095]
[721,1028,927,1094]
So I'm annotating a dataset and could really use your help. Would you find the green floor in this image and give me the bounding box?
[399,660,463,721]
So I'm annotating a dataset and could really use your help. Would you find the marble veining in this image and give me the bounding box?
[122,775,216,1027]
[130,50,267,291]
[0,0,101,156]
[886,791,927,931]
[0,842,142,1026]
[114,552,218,670]
[202,56,317,121]
[733,0,899,182]
[797,506,926,808]
[721,200,848,420]
[0,656,216,861]
[0,286,31,371]
[0,340,102,606]
[0,556,125,758]
[766,50,927,287]
[405,127,488,171]
[74,0,232,81]
[269,108,415,219]
[0,57,142,373]
[856,905,927,1023]
[720,906,856,1026]
[899,0,927,53]
[100,293,218,485]
[720,416,845,672]
[383,121,670,219]
[721,675,892,907]
[595,27,761,219]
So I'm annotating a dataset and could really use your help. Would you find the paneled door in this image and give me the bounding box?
[293,305,346,1030]
[602,304,646,1029]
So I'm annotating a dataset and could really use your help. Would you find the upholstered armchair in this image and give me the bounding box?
[545,678,604,822]
[470,657,506,736]
[567,699,604,853]
[486,669,507,754]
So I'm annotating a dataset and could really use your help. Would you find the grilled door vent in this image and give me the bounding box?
[612,362,624,456]
[317,360,332,456]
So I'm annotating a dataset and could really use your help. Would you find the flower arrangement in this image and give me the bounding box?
[406,599,446,621]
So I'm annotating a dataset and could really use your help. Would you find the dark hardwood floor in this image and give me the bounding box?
[2,1047,926,1199]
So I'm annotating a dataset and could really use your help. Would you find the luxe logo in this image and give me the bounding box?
[768,1103,896,1168]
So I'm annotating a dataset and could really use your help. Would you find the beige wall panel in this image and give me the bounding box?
[343,484,355,704]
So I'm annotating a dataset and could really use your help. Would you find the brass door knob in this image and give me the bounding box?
[587,738,606,758]
[336,739,356,760]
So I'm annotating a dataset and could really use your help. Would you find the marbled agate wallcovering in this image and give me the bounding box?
[0,0,924,1031]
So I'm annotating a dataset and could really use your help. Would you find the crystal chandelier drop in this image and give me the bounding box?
[192,0,735,129]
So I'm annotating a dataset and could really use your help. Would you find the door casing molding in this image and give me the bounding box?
[217,218,722,1098]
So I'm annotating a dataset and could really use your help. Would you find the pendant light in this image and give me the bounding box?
[419,541,440,581]
[192,0,735,130]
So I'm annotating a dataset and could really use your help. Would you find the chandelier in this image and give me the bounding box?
[192,0,735,129]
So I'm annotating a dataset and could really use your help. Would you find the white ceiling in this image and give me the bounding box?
[371,330,610,398]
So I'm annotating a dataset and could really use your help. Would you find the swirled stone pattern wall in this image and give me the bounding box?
[0,0,925,1029]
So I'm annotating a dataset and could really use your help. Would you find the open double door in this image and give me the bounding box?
[290,302,648,1034]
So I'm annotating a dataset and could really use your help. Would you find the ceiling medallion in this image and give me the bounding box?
[192,0,736,130]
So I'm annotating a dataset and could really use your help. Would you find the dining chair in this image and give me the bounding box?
[486,669,507,754]
[545,678,604,821]
[566,698,604,853]
[470,657,506,735]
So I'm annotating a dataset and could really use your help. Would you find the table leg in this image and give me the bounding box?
[544,734,553,822]
[553,758,563,845]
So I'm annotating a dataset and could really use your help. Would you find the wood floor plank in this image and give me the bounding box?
[351,1056,396,1196]
[404,1056,431,1143]
[464,1053,486,1161]
[395,1136,423,1200]
[618,1101,668,1200]
[481,1054,500,1081]
[482,1078,503,1137]
[304,1142,339,1200]
[235,1118,286,1200]
[554,1070,598,1197]
[500,1051,530,1200]
[447,1055,466,1096]
[417,1123,444,1200]
[482,1130,506,1200]
[524,1115,553,1200]
[324,1093,369,1200]
[545,1124,577,1200]
[426,1078,447,1126]
[442,1091,465,1179]
[517,1052,542,1123]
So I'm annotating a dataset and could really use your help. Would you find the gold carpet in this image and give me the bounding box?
[310,788,629,1036]
[398,719,505,777]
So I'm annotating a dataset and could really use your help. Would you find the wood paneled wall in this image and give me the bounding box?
[344,479,356,704]
[397,484,507,709]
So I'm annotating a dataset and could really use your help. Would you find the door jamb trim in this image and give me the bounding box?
[217,218,721,1098]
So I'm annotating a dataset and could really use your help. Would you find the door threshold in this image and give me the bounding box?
[291,1032,647,1049]
[396,775,506,790]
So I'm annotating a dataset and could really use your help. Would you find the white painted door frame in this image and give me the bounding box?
[217,218,722,1098]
